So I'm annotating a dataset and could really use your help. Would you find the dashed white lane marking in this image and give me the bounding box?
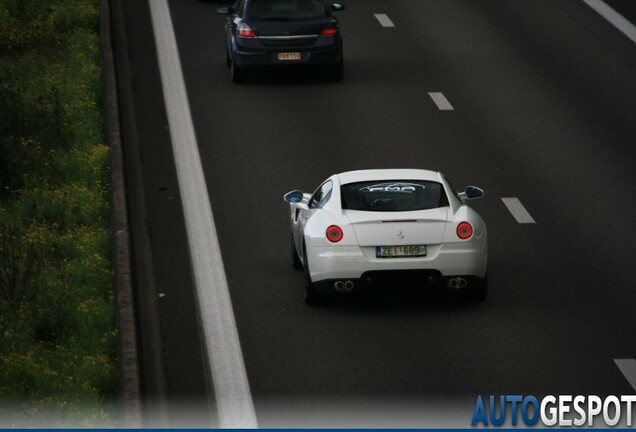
[374,13,395,28]
[582,0,636,45]
[615,359,636,391]
[501,197,536,224]
[428,92,454,111]
[148,1,257,428]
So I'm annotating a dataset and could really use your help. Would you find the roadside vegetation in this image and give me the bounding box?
[0,0,116,425]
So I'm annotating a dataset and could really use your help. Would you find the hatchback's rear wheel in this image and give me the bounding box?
[331,60,343,82]
[231,61,246,83]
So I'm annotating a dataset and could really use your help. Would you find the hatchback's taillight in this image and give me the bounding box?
[456,222,473,240]
[238,22,257,38]
[320,23,338,37]
[326,225,343,243]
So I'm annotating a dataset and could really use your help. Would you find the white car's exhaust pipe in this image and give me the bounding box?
[334,280,355,292]
[448,277,468,289]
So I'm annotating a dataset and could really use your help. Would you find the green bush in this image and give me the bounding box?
[0,0,116,426]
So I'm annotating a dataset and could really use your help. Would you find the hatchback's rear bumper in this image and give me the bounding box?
[232,37,342,67]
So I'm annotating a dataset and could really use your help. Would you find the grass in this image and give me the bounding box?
[0,0,117,426]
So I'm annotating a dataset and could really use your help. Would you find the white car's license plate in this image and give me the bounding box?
[376,245,427,258]
[278,52,301,61]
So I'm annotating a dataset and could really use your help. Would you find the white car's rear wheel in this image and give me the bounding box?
[291,234,302,270]
[469,273,488,302]
[303,247,322,306]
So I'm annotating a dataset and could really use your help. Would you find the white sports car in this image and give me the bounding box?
[283,169,488,305]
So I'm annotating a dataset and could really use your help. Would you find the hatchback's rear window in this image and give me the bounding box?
[341,180,448,212]
[246,0,328,20]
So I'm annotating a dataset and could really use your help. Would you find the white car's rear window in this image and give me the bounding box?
[341,180,448,212]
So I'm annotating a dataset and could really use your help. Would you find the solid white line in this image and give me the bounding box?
[374,13,395,28]
[148,1,257,428]
[582,0,636,45]
[428,92,454,111]
[615,359,636,391]
[501,197,536,224]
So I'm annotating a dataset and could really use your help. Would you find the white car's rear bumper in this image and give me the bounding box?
[307,241,487,283]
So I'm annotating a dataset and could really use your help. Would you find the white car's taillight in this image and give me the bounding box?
[237,22,257,38]
[456,222,473,240]
[326,225,343,243]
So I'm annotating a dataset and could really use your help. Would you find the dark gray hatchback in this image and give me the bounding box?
[217,0,345,83]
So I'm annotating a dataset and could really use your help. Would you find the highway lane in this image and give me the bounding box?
[606,0,636,24]
[120,0,636,426]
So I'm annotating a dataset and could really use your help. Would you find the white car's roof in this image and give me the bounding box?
[336,169,443,185]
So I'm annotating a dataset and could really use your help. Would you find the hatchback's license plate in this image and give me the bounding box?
[278,52,301,61]
[376,245,427,258]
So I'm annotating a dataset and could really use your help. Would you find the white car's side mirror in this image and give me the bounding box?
[284,190,304,203]
[458,186,484,200]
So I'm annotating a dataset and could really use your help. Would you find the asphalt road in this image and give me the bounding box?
[117,0,636,427]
